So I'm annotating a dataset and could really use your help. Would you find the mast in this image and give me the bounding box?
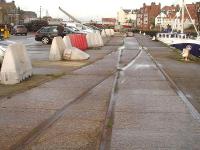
[58,6,81,24]
[185,3,199,36]
[181,0,184,33]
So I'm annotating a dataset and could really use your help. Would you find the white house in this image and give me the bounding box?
[155,4,197,31]
[117,8,137,27]
[155,11,196,31]
[155,12,175,30]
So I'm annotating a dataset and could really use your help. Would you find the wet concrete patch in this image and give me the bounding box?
[119,80,172,90]
[122,69,165,81]
[115,95,188,113]
[111,129,200,150]
[124,37,139,49]
[119,50,140,67]
[117,85,177,96]
[113,111,199,131]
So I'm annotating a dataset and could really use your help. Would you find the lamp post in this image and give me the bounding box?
[40,6,41,20]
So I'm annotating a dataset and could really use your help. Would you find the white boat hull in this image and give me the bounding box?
[157,36,200,57]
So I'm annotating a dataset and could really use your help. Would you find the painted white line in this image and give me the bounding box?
[118,50,142,71]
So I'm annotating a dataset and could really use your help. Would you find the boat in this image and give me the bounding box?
[156,0,200,58]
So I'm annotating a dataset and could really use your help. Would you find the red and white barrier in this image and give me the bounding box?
[86,33,104,48]
[69,34,88,51]
[49,36,66,61]
[101,29,107,37]
[105,29,115,36]
[63,36,72,48]
[63,47,90,61]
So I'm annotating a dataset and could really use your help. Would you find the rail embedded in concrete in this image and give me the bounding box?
[100,37,142,150]
[108,35,200,149]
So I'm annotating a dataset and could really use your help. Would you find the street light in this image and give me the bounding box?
[40,6,41,20]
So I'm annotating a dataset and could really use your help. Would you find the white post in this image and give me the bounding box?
[181,0,184,33]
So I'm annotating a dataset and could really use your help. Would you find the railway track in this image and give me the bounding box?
[9,35,199,150]
[99,44,142,150]
[99,35,200,150]
[8,38,135,150]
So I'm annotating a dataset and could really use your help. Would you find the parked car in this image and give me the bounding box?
[86,24,102,32]
[66,26,80,32]
[35,26,57,44]
[12,25,28,36]
[64,26,84,34]
[66,26,85,34]
[65,22,95,33]
[35,26,84,44]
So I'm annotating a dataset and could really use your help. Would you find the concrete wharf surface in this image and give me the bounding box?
[0,35,200,150]
[110,36,200,150]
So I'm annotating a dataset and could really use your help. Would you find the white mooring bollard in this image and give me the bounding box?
[182,48,190,61]
[96,32,104,47]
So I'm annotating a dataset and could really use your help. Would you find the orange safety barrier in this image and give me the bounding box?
[69,34,88,51]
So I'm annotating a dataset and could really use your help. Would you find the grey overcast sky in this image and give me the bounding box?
[9,0,199,21]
